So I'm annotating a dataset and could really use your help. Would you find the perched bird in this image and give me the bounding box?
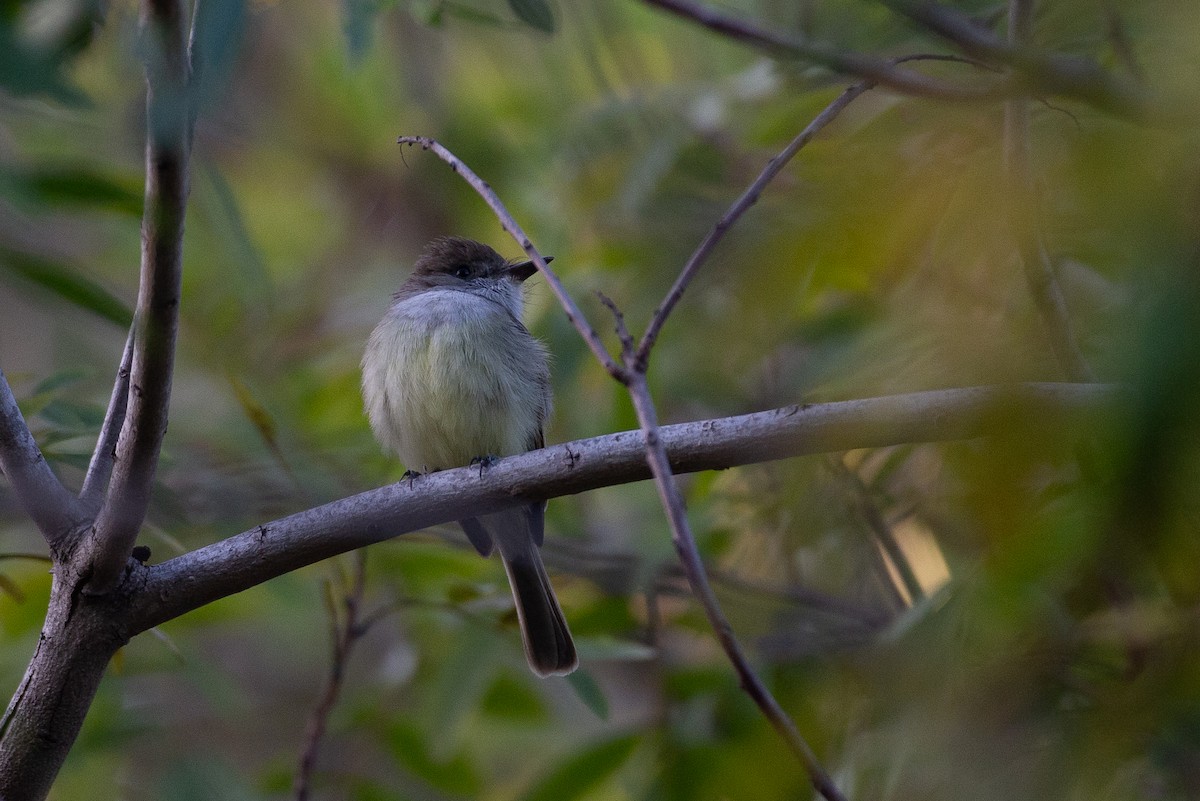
[361,236,577,676]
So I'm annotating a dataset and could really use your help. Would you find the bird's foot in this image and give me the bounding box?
[470,454,499,478]
[401,468,423,489]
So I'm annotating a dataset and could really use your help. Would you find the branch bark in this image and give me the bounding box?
[0,369,82,549]
[127,383,1111,630]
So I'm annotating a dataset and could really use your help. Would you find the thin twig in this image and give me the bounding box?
[0,368,81,549]
[1003,0,1094,383]
[622,366,847,801]
[635,80,871,367]
[395,136,626,382]
[86,0,195,593]
[80,329,135,509]
[828,458,919,610]
[622,255,848,797]
[294,550,373,801]
[635,54,988,368]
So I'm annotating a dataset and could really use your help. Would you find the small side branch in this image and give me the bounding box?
[622,359,847,800]
[0,369,81,549]
[87,0,195,593]
[636,79,872,367]
[1003,0,1094,383]
[396,136,626,382]
[80,329,135,509]
[294,550,376,801]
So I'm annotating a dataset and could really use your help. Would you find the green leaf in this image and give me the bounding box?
[480,673,548,722]
[0,248,132,326]
[0,166,142,215]
[565,669,608,720]
[506,0,554,33]
[521,734,639,801]
[341,0,379,63]
[190,0,246,108]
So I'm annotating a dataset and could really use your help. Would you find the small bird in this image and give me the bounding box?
[361,236,577,677]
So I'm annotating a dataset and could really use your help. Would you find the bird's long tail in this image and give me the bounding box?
[492,518,577,677]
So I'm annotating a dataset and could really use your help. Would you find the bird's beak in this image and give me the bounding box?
[507,254,553,282]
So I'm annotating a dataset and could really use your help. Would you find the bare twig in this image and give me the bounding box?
[621,358,847,800]
[0,368,81,549]
[79,329,135,509]
[642,0,1004,101]
[1003,0,1094,383]
[395,136,626,382]
[828,458,919,610]
[636,54,990,368]
[636,80,872,367]
[294,550,374,801]
[86,0,195,593]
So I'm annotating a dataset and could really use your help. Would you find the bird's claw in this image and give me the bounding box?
[470,455,499,478]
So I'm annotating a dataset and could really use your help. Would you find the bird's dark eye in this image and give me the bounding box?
[453,265,472,279]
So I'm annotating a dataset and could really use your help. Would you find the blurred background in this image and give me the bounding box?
[2,0,1200,798]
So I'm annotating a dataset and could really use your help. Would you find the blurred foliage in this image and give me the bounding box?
[3,0,1200,799]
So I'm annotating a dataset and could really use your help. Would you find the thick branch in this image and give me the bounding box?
[0,368,81,549]
[128,383,1110,633]
[87,0,194,592]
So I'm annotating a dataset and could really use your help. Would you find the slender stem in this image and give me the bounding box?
[80,329,135,509]
[395,136,626,382]
[294,550,370,801]
[0,368,81,549]
[624,369,847,801]
[1003,0,1093,382]
[828,459,920,609]
[636,80,872,367]
[87,0,195,593]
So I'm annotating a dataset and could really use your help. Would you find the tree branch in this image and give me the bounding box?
[873,0,1154,118]
[643,0,1156,119]
[641,0,1003,101]
[0,368,82,549]
[86,0,194,593]
[127,384,1110,630]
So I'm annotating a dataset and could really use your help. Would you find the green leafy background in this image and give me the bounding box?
[2,0,1200,799]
